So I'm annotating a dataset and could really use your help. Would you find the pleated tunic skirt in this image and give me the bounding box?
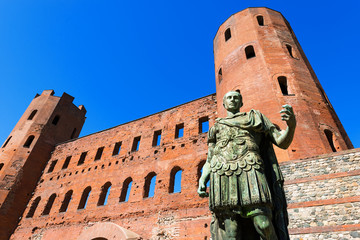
[209,167,272,211]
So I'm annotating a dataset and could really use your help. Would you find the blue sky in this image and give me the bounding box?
[0,1,359,148]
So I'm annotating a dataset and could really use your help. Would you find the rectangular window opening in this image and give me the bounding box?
[199,117,209,133]
[152,130,162,147]
[175,123,184,139]
[52,115,60,125]
[94,147,104,161]
[218,68,223,84]
[78,152,87,165]
[225,28,231,41]
[62,156,72,169]
[2,136,12,148]
[131,136,141,152]
[48,160,58,173]
[112,142,122,156]
[278,76,289,95]
[286,44,295,58]
[257,16,264,26]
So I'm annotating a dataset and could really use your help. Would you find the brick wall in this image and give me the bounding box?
[10,106,360,239]
[10,94,216,240]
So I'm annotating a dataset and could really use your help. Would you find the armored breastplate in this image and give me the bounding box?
[210,123,264,176]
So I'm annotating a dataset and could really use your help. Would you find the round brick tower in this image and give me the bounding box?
[213,7,353,162]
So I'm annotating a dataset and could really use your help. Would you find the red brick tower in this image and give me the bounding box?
[213,7,353,162]
[0,90,86,239]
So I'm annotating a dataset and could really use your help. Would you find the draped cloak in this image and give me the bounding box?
[207,110,290,240]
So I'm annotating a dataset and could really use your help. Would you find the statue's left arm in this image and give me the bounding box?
[269,104,296,149]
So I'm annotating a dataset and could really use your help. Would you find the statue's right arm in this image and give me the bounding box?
[269,105,296,149]
[197,143,214,198]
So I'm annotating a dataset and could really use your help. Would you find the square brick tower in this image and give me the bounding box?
[0,90,86,239]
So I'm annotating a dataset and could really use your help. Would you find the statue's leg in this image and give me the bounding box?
[210,212,226,240]
[224,213,238,240]
[251,214,278,240]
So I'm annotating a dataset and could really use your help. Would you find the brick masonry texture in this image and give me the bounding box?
[281,149,360,237]
[291,231,360,240]
[2,7,359,240]
[288,202,360,228]
[281,150,360,181]
[285,175,360,203]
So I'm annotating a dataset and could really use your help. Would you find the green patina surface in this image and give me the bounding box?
[198,91,296,240]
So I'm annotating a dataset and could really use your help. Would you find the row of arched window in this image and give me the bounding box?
[25,167,184,218]
[46,117,209,173]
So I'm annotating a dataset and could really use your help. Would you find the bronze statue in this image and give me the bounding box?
[198,90,296,240]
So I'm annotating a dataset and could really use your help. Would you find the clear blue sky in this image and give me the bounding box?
[0,1,359,148]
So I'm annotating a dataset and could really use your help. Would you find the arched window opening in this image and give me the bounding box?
[23,135,35,148]
[28,110,38,120]
[2,136,12,148]
[286,44,295,58]
[324,129,337,152]
[198,160,210,187]
[0,163,4,171]
[42,194,56,215]
[59,190,73,212]
[143,172,156,198]
[78,186,91,209]
[119,177,132,202]
[245,45,256,59]
[169,167,182,193]
[218,68,223,84]
[98,182,112,206]
[278,76,289,95]
[224,28,231,41]
[70,128,77,139]
[52,115,60,125]
[257,16,264,26]
[26,197,41,218]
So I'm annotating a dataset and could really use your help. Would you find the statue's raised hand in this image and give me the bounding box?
[280,104,296,128]
[197,181,209,198]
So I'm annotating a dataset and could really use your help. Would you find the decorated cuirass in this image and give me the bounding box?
[209,117,265,176]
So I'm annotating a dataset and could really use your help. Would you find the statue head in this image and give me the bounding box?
[223,90,243,114]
